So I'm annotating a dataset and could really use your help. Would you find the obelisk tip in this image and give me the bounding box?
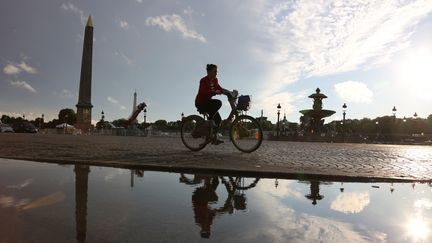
[86,16,93,27]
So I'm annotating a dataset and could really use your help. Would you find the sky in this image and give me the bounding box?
[1,0,432,124]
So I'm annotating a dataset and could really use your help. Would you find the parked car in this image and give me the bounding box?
[12,121,38,133]
[0,123,14,133]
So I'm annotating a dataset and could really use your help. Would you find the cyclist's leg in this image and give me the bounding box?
[207,99,222,126]
[198,100,222,126]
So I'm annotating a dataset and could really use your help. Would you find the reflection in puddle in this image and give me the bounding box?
[0,159,431,242]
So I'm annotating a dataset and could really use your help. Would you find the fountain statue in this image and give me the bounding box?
[299,88,335,134]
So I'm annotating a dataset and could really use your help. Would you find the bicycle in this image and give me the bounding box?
[180,90,263,153]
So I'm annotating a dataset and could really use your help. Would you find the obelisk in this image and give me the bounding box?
[75,16,94,132]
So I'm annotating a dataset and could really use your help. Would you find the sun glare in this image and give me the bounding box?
[406,216,429,241]
[400,48,432,99]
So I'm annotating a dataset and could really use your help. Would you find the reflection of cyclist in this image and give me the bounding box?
[192,176,219,238]
[195,64,230,145]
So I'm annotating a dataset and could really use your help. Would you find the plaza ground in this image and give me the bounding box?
[0,133,431,182]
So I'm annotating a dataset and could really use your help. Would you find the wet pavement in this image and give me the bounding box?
[0,133,431,181]
[0,158,431,243]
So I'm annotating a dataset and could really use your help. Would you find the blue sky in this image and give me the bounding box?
[1,0,432,124]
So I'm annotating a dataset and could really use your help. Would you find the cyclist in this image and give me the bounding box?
[195,64,231,145]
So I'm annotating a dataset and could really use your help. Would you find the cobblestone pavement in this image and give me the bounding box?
[0,133,431,181]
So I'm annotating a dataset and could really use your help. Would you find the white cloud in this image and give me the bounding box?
[61,2,86,24]
[107,96,119,104]
[115,51,134,65]
[9,80,37,93]
[145,14,206,43]
[254,0,432,116]
[331,192,370,214]
[54,89,76,99]
[414,199,432,209]
[183,6,194,17]
[3,62,37,75]
[334,80,373,103]
[107,97,128,111]
[17,62,37,74]
[119,20,129,30]
[243,188,386,242]
[254,90,308,121]
[3,64,20,75]
[257,179,303,199]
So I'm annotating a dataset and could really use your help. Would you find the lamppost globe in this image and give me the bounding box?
[342,103,347,112]
[392,106,397,117]
[413,112,418,119]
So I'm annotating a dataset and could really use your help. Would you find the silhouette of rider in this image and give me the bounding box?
[191,176,219,238]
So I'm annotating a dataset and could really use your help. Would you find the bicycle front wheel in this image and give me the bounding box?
[230,115,263,153]
[181,115,210,151]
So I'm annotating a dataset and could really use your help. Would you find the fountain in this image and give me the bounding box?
[299,88,335,135]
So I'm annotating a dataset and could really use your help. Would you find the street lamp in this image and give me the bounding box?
[375,121,379,142]
[40,114,44,129]
[143,108,147,125]
[276,103,281,139]
[413,112,418,119]
[143,108,147,135]
[342,103,347,141]
[101,110,105,121]
[392,106,397,117]
[23,114,25,120]
[64,114,69,134]
[181,112,184,120]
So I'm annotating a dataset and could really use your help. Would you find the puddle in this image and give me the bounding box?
[0,158,431,242]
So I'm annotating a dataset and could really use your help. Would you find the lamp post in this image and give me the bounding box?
[276,103,281,139]
[143,108,147,135]
[143,108,147,124]
[392,106,397,142]
[375,121,379,142]
[413,112,418,135]
[64,114,69,134]
[40,114,44,129]
[23,114,25,121]
[100,110,105,130]
[342,103,347,142]
[181,112,184,120]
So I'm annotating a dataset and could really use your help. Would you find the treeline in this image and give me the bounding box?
[2,107,432,135]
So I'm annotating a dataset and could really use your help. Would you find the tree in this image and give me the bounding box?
[58,108,76,124]
[112,119,127,128]
[1,115,11,124]
[153,120,168,131]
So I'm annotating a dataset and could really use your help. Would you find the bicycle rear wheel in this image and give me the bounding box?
[181,115,211,151]
[230,115,263,153]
